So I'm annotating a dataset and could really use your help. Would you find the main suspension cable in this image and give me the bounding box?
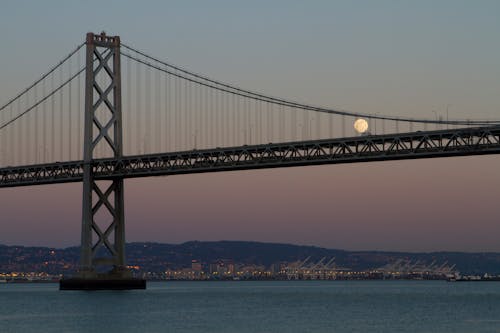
[122,43,499,126]
[0,68,85,131]
[0,42,85,113]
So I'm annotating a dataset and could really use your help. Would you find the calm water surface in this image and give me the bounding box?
[1,280,500,332]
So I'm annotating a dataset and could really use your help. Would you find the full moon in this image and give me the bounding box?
[354,118,369,134]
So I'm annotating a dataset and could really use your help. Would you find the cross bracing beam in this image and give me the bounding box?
[1,125,500,188]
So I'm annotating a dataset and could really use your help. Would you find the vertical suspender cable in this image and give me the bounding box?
[282,104,286,142]
[187,80,191,149]
[8,104,12,164]
[183,79,187,149]
[51,72,55,162]
[236,95,241,145]
[268,102,273,142]
[250,99,254,144]
[155,65,161,153]
[25,90,29,164]
[0,104,4,166]
[302,109,307,141]
[195,82,199,149]
[2,106,5,164]
[175,72,179,151]
[136,53,142,154]
[59,64,63,161]
[197,82,201,149]
[315,112,320,140]
[77,49,81,159]
[145,64,151,153]
[0,107,4,165]
[342,115,345,138]
[178,73,182,150]
[328,113,333,139]
[17,99,21,164]
[24,91,29,164]
[126,53,131,155]
[68,56,72,160]
[203,83,207,148]
[215,86,219,146]
[221,87,225,147]
[166,71,170,151]
[232,93,236,146]
[43,74,48,162]
[34,85,38,163]
[209,83,213,146]
[258,101,263,144]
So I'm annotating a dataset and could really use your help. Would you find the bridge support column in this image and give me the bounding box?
[60,32,145,290]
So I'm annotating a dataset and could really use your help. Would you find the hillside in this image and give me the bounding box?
[1,241,500,275]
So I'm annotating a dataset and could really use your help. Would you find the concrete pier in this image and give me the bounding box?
[59,277,146,290]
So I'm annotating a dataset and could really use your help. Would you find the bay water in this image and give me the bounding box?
[1,280,499,332]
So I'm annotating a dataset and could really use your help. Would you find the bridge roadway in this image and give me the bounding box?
[1,125,500,188]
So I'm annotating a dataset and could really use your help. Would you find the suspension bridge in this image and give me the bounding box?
[1,32,499,289]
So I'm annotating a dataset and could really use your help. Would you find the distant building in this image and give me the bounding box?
[191,260,202,272]
[209,260,236,278]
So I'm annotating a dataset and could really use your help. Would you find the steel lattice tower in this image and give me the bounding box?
[81,32,125,276]
[60,32,144,289]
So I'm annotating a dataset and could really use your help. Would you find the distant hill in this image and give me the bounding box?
[1,241,500,274]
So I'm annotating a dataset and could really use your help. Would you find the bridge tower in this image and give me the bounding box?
[60,32,145,290]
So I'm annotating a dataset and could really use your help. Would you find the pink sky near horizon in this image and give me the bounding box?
[1,154,499,252]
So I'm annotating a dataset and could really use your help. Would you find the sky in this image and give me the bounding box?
[0,0,500,251]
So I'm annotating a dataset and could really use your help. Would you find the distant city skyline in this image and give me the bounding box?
[1,1,500,251]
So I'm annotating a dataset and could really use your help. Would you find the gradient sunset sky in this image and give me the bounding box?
[1,0,500,251]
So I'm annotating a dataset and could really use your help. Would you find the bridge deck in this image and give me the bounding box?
[1,126,500,188]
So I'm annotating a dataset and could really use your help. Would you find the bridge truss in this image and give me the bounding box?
[1,125,500,188]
